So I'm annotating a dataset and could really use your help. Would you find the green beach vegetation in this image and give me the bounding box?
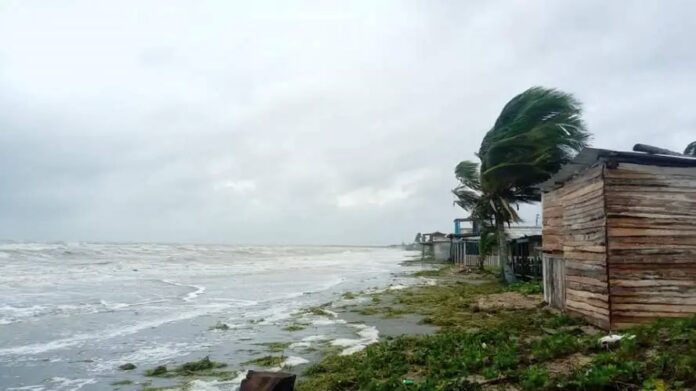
[260,341,292,352]
[296,266,696,390]
[142,356,234,380]
[243,355,286,367]
[283,322,309,332]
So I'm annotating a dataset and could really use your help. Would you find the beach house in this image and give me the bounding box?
[450,222,542,277]
[539,147,696,329]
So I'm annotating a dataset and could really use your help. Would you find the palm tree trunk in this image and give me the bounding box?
[496,217,517,283]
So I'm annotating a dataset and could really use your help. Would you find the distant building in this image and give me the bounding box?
[449,222,542,276]
[418,231,451,261]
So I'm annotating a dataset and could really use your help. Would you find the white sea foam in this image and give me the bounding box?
[422,278,437,286]
[302,334,330,342]
[330,324,380,355]
[281,356,309,367]
[0,243,419,390]
[213,298,258,306]
[0,301,137,325]
[185,372,247,391]
[186,379,232,391]
[7,377,97,391]
[6,386,45,391]
[160,279,207,302]
[0,304,230,356]
[311,318,346,326]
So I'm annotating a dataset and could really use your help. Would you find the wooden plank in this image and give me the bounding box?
[612,295,696,305]
[566,299,610,316]
[610,278,696,288]
[566,275,608,287]
[567,280,608,295]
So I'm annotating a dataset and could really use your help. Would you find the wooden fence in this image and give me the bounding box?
[455,254,500,268]
[511,255,543,280]
[450,241,499,267]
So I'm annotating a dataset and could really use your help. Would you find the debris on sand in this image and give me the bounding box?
[476,292,542,311]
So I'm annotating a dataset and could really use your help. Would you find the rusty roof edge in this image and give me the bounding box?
[537,147,696,191]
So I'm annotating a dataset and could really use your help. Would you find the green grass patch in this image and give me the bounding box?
[283,323,308,332]
[341,292,357,300]
[412,266,449,278]
[504,280,543,295]
[297,273,696,391]
[520,365,550,390]
[144,357,232,379]
[243,355,285,367]
[144,365,169,377]
[176,356,226,374]
[260,342,291,352]
[531,332,580,361]
[306,305,333,317]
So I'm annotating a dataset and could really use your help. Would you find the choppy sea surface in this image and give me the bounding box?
[0,242,424,390]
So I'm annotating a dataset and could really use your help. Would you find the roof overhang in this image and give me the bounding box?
[538,148,696,192]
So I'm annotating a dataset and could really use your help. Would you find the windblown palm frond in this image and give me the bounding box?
[452,187,480,211]
[454,160,481,191]
[685,142,696,157]
[452,160,495,222]
[469,86,591,283]
[479,87,590,201]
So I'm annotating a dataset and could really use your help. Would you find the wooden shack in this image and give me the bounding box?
[540,148,696,329]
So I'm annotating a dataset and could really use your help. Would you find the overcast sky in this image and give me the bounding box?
[1,1,694,245]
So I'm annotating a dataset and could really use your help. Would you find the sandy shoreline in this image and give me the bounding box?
[105,259,442,390]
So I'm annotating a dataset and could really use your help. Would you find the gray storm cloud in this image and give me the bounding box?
[1,1,695,244]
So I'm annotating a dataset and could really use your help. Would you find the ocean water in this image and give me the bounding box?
[0,242,424,390]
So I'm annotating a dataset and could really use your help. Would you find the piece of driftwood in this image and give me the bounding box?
[633,143,683,156]
[240,370,296,391]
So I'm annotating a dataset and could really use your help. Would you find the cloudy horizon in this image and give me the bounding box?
[1,1,694,245]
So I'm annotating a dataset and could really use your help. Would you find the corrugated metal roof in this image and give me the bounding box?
[538,148,696,191]
[505,226,542,239]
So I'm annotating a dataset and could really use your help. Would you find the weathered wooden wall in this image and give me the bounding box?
[604,163,696,329]
[542,189,564,309]
[541,190,563,254]
[543,255,566,309]
[542,165,610,329]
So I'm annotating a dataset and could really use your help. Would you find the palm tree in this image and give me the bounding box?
[477,224,498,271]
[455,87,590,282]
[452,161,491,222]
[685,141,696,156]
[453,161,494,271]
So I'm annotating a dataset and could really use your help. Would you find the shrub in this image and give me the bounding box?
[532,333,579,361]
[520,366,549,390]
[505,281,542,295]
